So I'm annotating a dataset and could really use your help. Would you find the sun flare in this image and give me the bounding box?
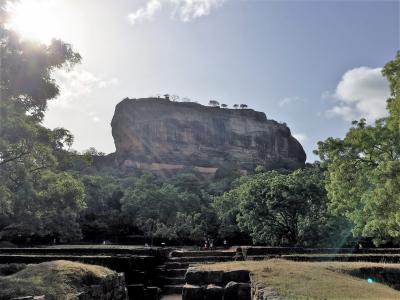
[6,0,63,44]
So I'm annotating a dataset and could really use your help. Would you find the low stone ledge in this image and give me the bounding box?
[205,284,224,300]
[223,270,250,284]
[185,268,207,285]
[185,268,250,286]
[182,284,204,300]
[77,272,128,300]
[207,271,224,285]
[225,281,251,300]
[183,268,251,300]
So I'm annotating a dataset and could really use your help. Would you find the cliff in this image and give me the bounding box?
[111,98,306,173]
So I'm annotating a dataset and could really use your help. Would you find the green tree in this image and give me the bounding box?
[34,171,86,241]
[79,175,123,240]
[212,176,250,240]
[120,174,180,226]
[0,2,84,242]
[316,52,400,245]
[216,166,346,246]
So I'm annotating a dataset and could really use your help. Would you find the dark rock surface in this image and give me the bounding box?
[111,98,306,172]
[224,282,251,300]
[205,284,224,300]
[185,268,206,285]
[182,284,204,300]
[222,270,250,285]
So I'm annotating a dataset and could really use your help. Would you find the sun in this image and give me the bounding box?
[6,0,62,44]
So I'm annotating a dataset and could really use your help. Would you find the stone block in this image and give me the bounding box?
[223,270,250,284]
[90,284,103,297]
[237,283,251,300]
[207,271,224,284]
[204,284,224,300]
[145,286,161,300]
[127,284,145,299]
[182,284,204,300]
[224,281,239,300]
[185,268,206,285]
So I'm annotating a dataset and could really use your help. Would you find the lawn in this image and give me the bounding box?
[196,259,400,299]
[0,260,115,300]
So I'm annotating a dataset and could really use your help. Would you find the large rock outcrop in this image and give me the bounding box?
[111,98,306,173]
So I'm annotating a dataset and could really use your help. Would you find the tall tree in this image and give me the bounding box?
[316,52,400,245]
[0,1,84,241]
[215,165,349,246]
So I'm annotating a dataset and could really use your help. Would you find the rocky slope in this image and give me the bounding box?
[111,98,306,173]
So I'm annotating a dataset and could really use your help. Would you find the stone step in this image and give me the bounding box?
[165,262,189,269]
[161,294,182,300]
[163,284,184,295]
[163,268,188,277]
[171,251,236,258]
[168,256,234,263]
[245,255,272,261]
[163,277,186,285]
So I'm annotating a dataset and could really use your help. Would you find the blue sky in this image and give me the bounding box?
[10,0,397,161]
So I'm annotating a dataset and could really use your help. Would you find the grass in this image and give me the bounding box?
[0,260,115,300]
[283,253,400,257]
[196,259,400,299]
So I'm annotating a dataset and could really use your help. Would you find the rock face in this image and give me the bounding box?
[111,98,306,172]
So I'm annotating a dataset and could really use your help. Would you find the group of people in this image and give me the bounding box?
[203,238,214,250]
[203,238,228,250]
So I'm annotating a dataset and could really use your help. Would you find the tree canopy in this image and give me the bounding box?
[0,2,84,241]
[316,52,400,245]
[214,165,350,246]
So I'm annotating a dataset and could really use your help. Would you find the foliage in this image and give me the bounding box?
[0,3,84,242]
[208,100,220,107]
[215,165,349,246]
[116,172,220,244]
[315,52,400,245]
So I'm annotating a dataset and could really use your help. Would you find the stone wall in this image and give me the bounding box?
[76,273,128,300]
[183,268,251,300]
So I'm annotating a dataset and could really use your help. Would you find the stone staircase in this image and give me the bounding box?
[159,250,237,297]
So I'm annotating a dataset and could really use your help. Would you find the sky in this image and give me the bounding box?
[7,0,400,161]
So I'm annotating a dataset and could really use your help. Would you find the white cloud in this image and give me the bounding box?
[50,69,119,107]
[128,0,225,24]
[293,133,307,144]
[175,0,225,22]
[128,0,162,25]
[88,112,101,123]
[279,96,303,107]
[326,67,390,122]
